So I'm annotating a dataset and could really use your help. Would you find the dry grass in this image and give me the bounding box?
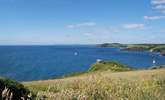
[23,69,165,100]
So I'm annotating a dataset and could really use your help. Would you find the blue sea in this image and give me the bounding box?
[0,45,165,81]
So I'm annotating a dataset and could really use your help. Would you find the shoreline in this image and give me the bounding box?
[98,43,165,56]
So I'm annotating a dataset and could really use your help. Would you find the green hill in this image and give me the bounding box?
[97,43,127,48]
[98,43,165,56]
[88,61,132,72]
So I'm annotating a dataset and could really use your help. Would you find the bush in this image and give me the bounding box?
[0,77,30,99]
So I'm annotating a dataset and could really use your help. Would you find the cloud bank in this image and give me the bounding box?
[66,22,96,28]
[151,0,165,13]
[123,24,145,30]
[144,16,165,20]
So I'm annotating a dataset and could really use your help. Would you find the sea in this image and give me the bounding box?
[0,45,165,81]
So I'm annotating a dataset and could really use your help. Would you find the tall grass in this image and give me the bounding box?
[24,69,165,100]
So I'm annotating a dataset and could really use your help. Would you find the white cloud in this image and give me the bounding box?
[123,24,145,30]
[151,0,165,13]
[151,0,165,4]
[144,16,165,20]
[83,33,93,37]
[154,5,165,9]
[94,27,120,34]
[66,22,96,28]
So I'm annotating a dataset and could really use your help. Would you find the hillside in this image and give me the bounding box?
[98,43,165,56]
[24,69,165,100]
[23,64,165,100]
[97,43,127,48]
[88,61,132,72]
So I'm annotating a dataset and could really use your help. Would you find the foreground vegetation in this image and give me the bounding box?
[23,61,165,100]
[0,77,31,99]
[24,69,165,100]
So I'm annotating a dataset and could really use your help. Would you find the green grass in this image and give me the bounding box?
[88,61,132,72]
[59,61,132,79]
[125,44,165,52]
[59,72,86,79]
[24,69,165,100]
[98,43,165,55]
[152,46,165,52]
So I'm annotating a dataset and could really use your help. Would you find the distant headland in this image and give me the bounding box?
[97,43,165,56]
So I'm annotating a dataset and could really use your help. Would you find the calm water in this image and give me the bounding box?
[0,45,165,81]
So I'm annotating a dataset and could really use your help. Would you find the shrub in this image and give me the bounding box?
[0,77,31,99]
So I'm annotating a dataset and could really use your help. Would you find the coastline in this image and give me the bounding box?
[1,60,165,99]
[98,43,165,56]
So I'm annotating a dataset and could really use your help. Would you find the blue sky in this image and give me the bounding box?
[0,0,165,44]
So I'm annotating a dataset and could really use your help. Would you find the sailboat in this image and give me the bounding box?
[74,52,78,56]
[153,59,156,66]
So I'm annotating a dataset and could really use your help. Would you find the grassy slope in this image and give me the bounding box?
[88,61,132,72]
[126,44,165,51]
[24,69,165,100]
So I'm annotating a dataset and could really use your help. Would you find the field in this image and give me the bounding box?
[24,69,165,100]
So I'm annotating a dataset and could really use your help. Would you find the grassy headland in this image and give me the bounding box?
[97,43,127,48]
[59,61,132,78]
[88,61,132,72]
[98,43,165,56]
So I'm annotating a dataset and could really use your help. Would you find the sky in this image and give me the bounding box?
[0,0,165,45]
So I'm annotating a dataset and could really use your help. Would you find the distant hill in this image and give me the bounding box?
[98,43,165,56]
[97,43,127,48]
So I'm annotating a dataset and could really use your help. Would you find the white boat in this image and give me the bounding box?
[74,52,78,56]
[96,59,101,62]
[153,60,156,64]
